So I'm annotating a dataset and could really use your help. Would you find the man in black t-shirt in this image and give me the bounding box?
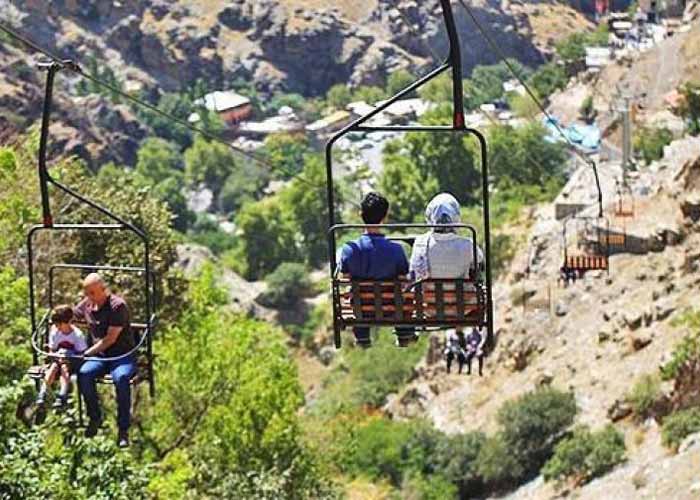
[76,273,136,448]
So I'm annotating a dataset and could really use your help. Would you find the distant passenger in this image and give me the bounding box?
[339,192,410,348]
[444,330,466,374]
[465,327,486,376]
[410,193,483,282]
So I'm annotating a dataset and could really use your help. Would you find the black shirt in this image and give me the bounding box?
[74,294,134,357]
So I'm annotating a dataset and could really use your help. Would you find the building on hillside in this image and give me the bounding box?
[236,107,304,139]
[306,110,353,137]
[194,90,253,127]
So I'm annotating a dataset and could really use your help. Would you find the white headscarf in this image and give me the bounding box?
[425,193,461,227]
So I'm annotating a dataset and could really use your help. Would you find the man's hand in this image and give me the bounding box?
[84,326,122,357]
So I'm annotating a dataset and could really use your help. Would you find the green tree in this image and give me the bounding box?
[260,262,311,309]
[542,425,626,486]
[625,374,662,421]
[467,59,531,107]
[528,62,568,101]
[378,145,439,222]
[134,138,194,231]
[326,84,353,109]
[403,106,481,205]
[418,73,455,104]
[184,136,237,197]
[231,195,301,279]
[488,122,568,186]
[353,85,387,104]
[279,155,335,267]
[137,91,193,148]
[634,126,673,165]
[262,133,312,179]
[386,69,416,96]
[0,267,31,385]
[496,387,577,479]
[142,267,333,498]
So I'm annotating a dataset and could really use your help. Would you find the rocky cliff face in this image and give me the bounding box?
[10,0,591,96]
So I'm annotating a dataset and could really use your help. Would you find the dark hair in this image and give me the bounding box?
[361,192,389,224]
[50,304,74,325]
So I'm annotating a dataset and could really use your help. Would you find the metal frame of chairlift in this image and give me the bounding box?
[562,215,611,274]
[26,61,157,417]
[325,0,494,349]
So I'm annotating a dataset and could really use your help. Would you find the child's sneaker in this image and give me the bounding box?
[52,395,67,409]
[35,393,46,407]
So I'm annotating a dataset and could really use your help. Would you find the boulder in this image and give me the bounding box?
[608,399,633,421]
[680,193,700,222]
[679,432,700,454]
[535,370,554,386]
[654,300,676,322]
[318,346,335,366]
[624,311,644,330]
[630,331,653,351]
[555,301,569,317]
[106,15,143,58]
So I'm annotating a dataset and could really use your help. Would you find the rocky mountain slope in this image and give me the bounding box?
[380,132,700,497]
[7,0,590,95]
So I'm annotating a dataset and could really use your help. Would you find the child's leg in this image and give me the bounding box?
[37,363,59,403]
[465,352,473,375]
[446,351,453,373]
[478,355,484,376]
[58,362,71,397]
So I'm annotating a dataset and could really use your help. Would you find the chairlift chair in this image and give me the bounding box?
[25,61,157,424]
[326,0,494,350]
[561,215,611,275]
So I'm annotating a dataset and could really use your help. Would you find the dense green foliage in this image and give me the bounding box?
[230,154,335,280]
[634,126,673,165]
[528,62,568,101]
[0,266,31,385]
[312,332,427,414]
[555,25,609,64]
[260,262,311,308]
[76,56,125,104]
[542,425,626,486]
[661,407,700,451]
[0,142,336,498]
[489,387,578,484]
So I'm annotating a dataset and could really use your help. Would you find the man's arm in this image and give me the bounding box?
[83,303,128,357]
[83,326,122,356]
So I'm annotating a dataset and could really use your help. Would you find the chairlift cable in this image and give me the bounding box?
[455,0,605,217]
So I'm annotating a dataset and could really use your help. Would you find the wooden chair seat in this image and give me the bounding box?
[335,278,486,327]
[565,255,609,271]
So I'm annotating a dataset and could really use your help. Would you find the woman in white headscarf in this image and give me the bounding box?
[410,192,483,281]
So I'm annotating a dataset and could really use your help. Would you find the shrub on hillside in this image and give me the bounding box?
[661,407,700,451]
[260,262,311,309]
[542,425,626,486]
[678,82,700,136]
[634,126,673,165]
[476,435,524,488]
[496,387,578,479]
[626,374,662,421]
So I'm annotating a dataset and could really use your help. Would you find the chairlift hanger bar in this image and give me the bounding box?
[325,0,494,348]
